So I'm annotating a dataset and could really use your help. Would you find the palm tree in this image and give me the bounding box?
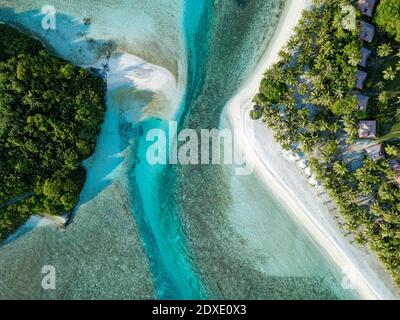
[378,91,390,105]
[375,80,385,92]
[365,158,381,172]
[333,161,348,177]
[348,51,361,67]
[334,87,345,99]
[396,107,400,121]
[307,122,319,134]
[359,181,374,196]
[318,119,332,132]
[385,145,398,157]
[346,189,358,203]
[278,49,293,65]
[297,108,309,128]
[378,184,395,202]
[383,66,397,81]
[377,43,393,58]
[328,122,340,133]
[354,232,368,246]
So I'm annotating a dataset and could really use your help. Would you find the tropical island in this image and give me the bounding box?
[0,24,106,241]
[251,0,400,288]
[1,0,400,300]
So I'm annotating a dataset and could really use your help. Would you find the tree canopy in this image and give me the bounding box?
[0,25,106,240]
[375,0,400,42]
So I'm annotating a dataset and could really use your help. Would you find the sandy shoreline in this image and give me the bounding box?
[226,0,399,300]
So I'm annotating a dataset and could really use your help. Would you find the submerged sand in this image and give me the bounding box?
[0,181,155,299]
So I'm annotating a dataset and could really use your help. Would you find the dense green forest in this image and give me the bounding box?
[375,0,400,42]
[252,0,400,287]
[0,24,106,240]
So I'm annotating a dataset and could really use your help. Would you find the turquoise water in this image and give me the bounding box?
[0,0,359,299]
[131,119,207,299]
[125,1,213,299]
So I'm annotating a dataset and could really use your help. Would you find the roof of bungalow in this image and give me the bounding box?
[365,143,385,161]
[389,159,400,184]
[389,159,400,173]
[359,120,376,138]
[355,70,368,89]
[357,0,376,18]
[356,93,369,111]
[359,21,375,43]
[359,48,372,68]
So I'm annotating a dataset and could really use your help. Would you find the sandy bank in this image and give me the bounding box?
[107,52,181,122]
[226,0,399,300]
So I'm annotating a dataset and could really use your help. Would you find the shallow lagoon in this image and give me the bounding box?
[0,0,357,299]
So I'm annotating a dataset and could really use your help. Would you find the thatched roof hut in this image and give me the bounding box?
[356,93,369,111]
[359,120,377,138]
[359,48,372,68]
[365,144,385,161]
[357,0,377,18]
[356,70,368,89]
[359,21,375,43]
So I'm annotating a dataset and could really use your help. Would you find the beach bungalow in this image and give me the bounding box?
[365,144,385,161]
[359,48,372,68]
[304,167,312,177]
[355,70,368,90]
[284,151,297,162]
[359,21,375,43]
[355,93,369,112]
[298,158,308,169]
[309,175,321,188]
[359,120,377,138]
[357,0,376,18]
[309,175,317,186]
[389,159,400,185]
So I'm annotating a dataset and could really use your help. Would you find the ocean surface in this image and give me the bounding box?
[0,0,358,299]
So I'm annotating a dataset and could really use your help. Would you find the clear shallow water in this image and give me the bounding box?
[166,0,357,299]
[0,0,358,299]
[132,119,207,299]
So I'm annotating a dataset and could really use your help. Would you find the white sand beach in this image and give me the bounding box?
[226,0,399,300]
[107,52,181,121]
